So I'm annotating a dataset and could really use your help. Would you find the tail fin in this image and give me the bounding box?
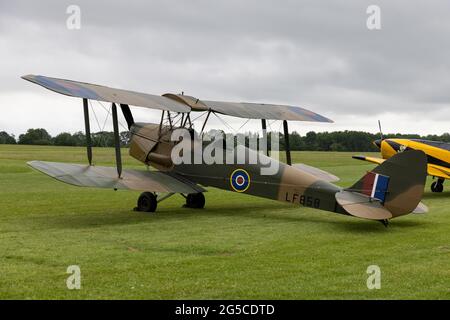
[336,150,428,220]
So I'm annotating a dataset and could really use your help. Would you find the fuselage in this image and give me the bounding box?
[126,123,426,219]
[128,122,347,215]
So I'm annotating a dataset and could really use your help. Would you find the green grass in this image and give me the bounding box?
[0,144,449,299]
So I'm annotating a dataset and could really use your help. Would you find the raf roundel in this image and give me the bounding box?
[230,169,251,193]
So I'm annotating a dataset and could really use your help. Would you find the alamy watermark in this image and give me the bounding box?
[66,265,81,290]
[366,265,381,289]
[366,5,381,30]
[170,129,280,175]
[66,5,81,30]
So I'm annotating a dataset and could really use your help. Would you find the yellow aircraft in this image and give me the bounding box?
[353,122,450,193]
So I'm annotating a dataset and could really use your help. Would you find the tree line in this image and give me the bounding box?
[279,131,450,152]
[1,128,449,152]
[0,129,130,147]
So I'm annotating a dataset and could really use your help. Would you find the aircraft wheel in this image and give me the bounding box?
[436,180,444,193]
[431,181,444,193]
[185,193,205,209]
[136,192,157,212]
[431,182,437,192]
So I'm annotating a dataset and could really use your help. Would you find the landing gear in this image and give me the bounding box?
[380,219,389,228]
[184,193,205,209]
[135,192,157,212]
[134,192,205,212]
[431,178,444,193]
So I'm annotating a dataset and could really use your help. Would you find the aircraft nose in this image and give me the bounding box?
[373,139,382,149]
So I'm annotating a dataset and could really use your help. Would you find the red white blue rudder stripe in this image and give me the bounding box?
[361,172,390,203]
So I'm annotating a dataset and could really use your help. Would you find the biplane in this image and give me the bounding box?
[23,75,428,225]
[353,122,450,193]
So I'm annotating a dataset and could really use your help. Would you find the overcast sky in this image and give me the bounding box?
[1,0,449,137]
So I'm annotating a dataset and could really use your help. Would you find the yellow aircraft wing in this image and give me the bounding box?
[352,155,385,165]
[353,155,450,179]
[428,164,450,179]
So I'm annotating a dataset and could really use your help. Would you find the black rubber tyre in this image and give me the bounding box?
[136,192,157,212]
[431,181,444,193]
[186,193,205,209]
[431,181,437,192]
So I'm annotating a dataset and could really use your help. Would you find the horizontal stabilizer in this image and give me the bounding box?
[335,191,393,220]
[336,192,427,218]
[28,161,205,193]
[291,163,339,182]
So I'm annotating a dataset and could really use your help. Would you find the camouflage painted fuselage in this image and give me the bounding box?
[129,122,347,216]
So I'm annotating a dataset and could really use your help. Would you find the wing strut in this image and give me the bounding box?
[283,120,292,165]
[83,98,93,165]
[111,103,122,178]
[261,119,269,156]
[200,109,211,134]
[120,104,134,129]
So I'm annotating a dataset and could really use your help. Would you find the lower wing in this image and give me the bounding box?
[291,163,339,182]
[28,161,205,193]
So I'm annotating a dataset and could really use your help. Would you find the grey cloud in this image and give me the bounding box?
[0,0,449,135]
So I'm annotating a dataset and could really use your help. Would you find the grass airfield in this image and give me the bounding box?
[0,144,449,299]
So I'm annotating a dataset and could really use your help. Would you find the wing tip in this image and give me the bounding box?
[21,74,35,81]
[27,160,38,167]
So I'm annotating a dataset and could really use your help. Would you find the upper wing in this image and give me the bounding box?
[352,155,385,165]
[428,164,450,179]
[23,75,332,121]
[22,75,190,113]
[202,100,333,122]
[28,161,205,193]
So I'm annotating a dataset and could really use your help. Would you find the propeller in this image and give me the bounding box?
[373,120,384,149]
[378,120,383,140]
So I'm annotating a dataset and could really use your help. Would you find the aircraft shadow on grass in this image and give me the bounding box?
[422,191,449,199]
[30,200,428,234]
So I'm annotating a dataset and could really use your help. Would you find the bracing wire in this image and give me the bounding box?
[88,100,105,147]
[100,104,111,132]
[190,111,208,123]
[89,100,102,132]
[211,111,236,133]
[96,101,129,131]
[237,118,251,132]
